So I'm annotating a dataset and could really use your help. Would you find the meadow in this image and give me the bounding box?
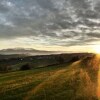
[0,54,99,100]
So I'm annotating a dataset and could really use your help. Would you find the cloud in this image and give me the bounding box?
[0,4,9,13]
[0,0,100,47]
[87,33,100,38]
[36,0,55,11]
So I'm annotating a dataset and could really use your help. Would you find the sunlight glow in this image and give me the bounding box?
[93,45,100,54]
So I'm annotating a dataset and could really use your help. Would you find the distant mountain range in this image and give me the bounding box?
[0,48,62,55]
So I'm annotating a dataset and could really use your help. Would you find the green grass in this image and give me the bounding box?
[0,59,99,100]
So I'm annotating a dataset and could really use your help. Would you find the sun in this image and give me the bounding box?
[93,45,100,54]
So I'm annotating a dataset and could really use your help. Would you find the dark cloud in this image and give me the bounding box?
[0,4,9,13]
[36,0,56,11]
[70,0,89,9]
[83,10,98,19]
[95,2,100,12]
[87,33,100,38]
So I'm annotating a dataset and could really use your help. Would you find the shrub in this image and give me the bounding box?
[20,63,31,70]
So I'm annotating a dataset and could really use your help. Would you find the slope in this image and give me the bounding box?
[0,54,100,100]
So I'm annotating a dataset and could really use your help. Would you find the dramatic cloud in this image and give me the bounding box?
[0,0,100,49]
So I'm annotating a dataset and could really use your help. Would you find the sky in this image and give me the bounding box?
[0,0,100,52]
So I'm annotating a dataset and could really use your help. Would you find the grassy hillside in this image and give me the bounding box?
[0,55,99,100]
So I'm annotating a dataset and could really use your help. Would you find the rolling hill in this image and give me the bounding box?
[0,54,99,100]
[0,48,60,55]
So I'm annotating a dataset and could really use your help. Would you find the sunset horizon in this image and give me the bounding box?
[0,0,100,100]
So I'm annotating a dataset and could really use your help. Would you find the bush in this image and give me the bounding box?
[20,64,31,70]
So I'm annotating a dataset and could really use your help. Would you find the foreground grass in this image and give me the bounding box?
[0,60,99,100]
[0,64,69,100]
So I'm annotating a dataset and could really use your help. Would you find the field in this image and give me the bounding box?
[0,54,99,100]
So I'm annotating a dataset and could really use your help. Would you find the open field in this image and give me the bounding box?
[0,54,99,100]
